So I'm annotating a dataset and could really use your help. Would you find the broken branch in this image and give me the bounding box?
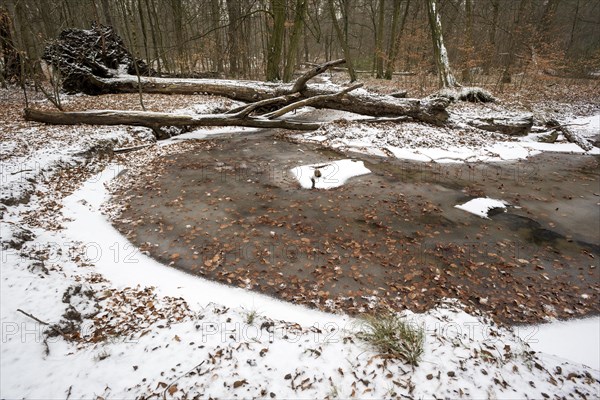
[290,58,346,93]
[17,308,70,340]
[264,83,363,119]
[229,92,302,117]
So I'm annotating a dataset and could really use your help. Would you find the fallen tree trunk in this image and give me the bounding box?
[25,80,370,137]
[547,118,593,151]
[24,82,438,139]
[81,74,449,124]
[42,26,448,124]
[466,114,534,136]
[24,108,322,137]
[26,58,451,139]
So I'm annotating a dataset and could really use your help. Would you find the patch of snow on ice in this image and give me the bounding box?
[455,197,508,219]
[290,159,371,189]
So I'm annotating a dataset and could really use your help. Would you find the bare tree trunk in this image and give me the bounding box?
[283,0,307,82]
[462,0,474,83]
[226,0,240,76]
[385,0,410,79]
[137,0,150,66]
[143,0,161,73]
[0,6,21,84]
[210,0,224,74]
[374,0,385,79]
[100,0,113,26]
[328,0,356,82]
[484,0,499,74]
[426,0,458,88]
[266,0,286,81]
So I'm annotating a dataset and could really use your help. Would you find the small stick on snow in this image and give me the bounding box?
[113,143,156,154]
[16,308,70,339]
[163,360,206,399]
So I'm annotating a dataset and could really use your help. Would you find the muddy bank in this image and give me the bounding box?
[111,131,599,324]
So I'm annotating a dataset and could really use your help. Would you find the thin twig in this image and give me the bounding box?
[16,308,69,339]
[17,308,50,325]
[163,360,206,399]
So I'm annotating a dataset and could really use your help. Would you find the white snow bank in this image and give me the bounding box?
[296,112,600,163]
[518,316,600,370]
[0,126,138,204]
[455,197,508,219]
[62,165,346,327]
[290,159,371,189]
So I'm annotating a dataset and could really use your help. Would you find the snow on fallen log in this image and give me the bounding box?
[547,118,594,151]
[465,113,534,136]
[86,75,450,124]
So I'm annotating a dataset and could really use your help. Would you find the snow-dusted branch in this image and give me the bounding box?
[263,83,363,119]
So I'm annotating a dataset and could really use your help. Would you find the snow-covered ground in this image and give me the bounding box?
[2,163,598,397]
[1,92,599,398]
[295,110,600,163]
[518,316,600,371]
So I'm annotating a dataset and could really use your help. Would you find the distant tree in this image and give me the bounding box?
[328,0,357,82]
[374,0,385,78]
[426,0,458,88]
[226,0,241,76]
[265,0,285,81]
[0,7,21,84]
[384,0,410,80]
[283,0,307,82]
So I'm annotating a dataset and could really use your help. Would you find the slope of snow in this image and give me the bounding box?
[518,317,600,371]
[0,127,134,205]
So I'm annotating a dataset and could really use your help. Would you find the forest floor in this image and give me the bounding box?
[1,76,599,398]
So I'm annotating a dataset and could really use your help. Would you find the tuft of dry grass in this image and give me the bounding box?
[357,312,425,366]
